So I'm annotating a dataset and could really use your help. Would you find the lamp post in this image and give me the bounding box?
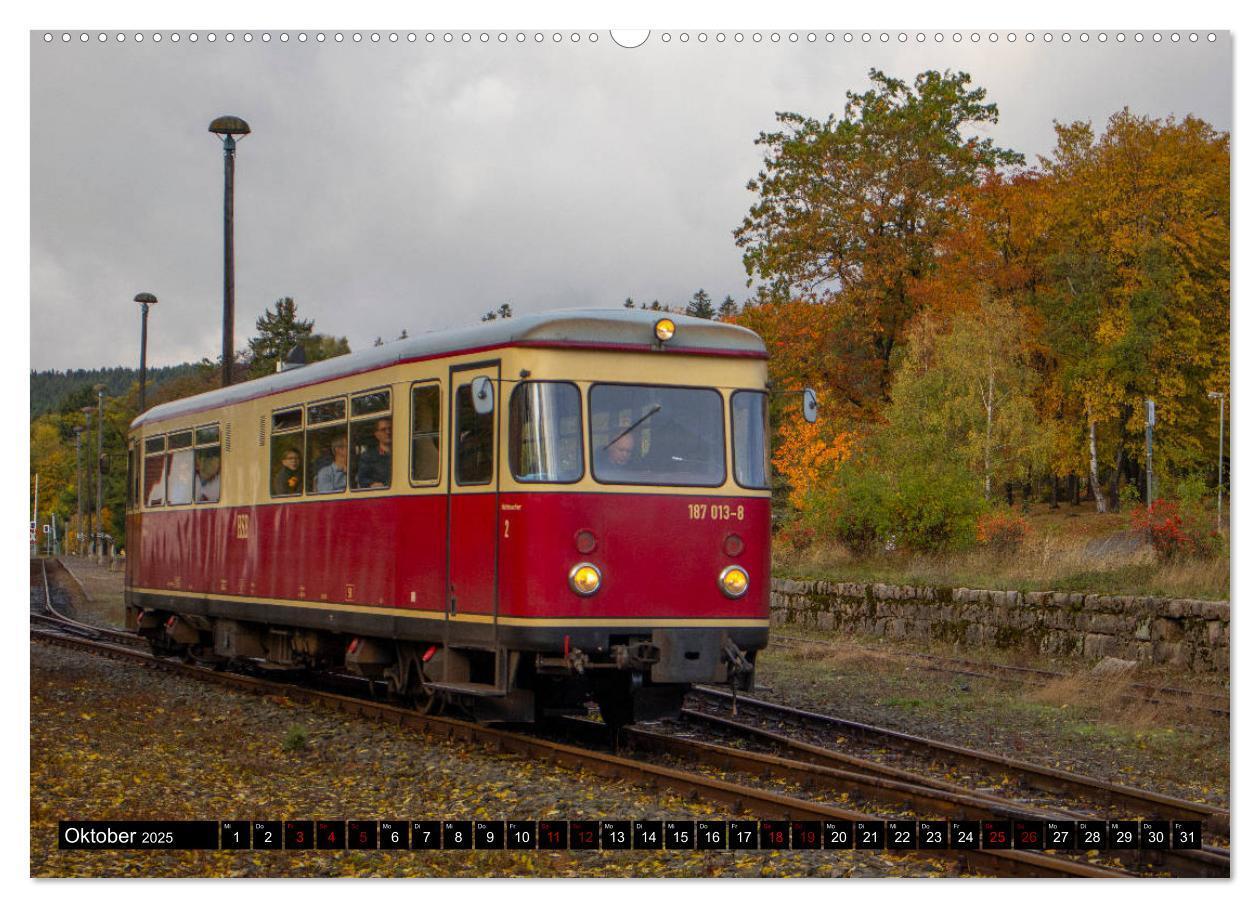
[134,292,157,412]
[1208,391,1225,531]
[81,406,95,555]
[208,115,251,388]
[95,385,105,563]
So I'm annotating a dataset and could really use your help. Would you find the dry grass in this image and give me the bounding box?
[775,503,1228,599]
[1025,668,1177,731]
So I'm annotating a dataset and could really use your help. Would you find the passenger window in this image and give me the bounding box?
[195,425,220,446]
[126,445,136,509]
[271,442,303,496]
[410,383,441,484]
[350,404,393,491]
[166,448,195,505]
[144,449,166,507]
[455,383,494,485]
[272,408,302,433]
[308,427,349,493]
[351,390,390,418]
[194,447,222,503]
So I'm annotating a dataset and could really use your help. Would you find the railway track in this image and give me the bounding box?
[31,558,139,647]
[689,685,1230,846]
[620,713,1226,877]
[31,626,1129,878]
[769,633,1229,720]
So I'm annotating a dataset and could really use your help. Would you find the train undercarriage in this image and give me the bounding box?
[128,604,758,726]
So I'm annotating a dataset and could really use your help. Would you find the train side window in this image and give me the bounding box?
[410,383,441,484]
[144,437,166,507]
[166,448,195,505]
[351,389,390,418]
[271,408,304,497]
[350,413,393,490]
[126,444,136,509]
[455,383,494,486]
[272,408,302,433]
[307,398,349,494]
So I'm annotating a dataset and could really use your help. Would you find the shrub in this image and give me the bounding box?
[774,521,816,554]
[802,456,984,554]
[976,510,1031,553]
[1131,498,1220,562]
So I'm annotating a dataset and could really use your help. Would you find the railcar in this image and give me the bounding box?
[124,309,772,724]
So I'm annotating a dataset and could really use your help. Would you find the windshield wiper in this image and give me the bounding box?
[605,404,661,449]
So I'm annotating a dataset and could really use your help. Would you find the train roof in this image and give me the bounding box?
[132,308,766,430]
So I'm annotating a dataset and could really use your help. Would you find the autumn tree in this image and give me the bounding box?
[889,298,1046,501]
[1035,111,1229,509]
[735,69,1023,399]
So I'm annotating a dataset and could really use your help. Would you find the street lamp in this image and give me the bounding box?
[208,115,250,389]
[135,292,157,413]
[1208,391,1226,531]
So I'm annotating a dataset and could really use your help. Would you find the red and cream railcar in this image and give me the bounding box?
[124,309,771,723]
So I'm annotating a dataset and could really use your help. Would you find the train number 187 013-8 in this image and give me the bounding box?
[687,503,745,521]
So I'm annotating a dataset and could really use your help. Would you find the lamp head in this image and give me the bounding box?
[208,115,251,137]
[134,292,157,306]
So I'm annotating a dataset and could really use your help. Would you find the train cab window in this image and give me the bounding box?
[306,398,349,494]
[731,391,771,490]
[143,437,166,507]
[455,383,494,485]
[509,382,583,483]
[410,383,441,484]
[270,408,304,497]
[194,424,222,504]
[589,384,726,487]
[350,389,392,490]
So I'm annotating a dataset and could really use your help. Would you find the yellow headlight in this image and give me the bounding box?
[719,566,750,598]
[654,318,676,342]
[569,563,602,597]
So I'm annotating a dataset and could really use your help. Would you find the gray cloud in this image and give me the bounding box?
[30,31,1231,370]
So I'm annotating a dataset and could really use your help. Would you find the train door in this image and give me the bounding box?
[446,362,501,637]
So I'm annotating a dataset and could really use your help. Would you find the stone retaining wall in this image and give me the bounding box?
[770,578,1229,673]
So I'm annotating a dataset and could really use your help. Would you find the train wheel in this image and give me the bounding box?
[411,686,443,716]
[592,673,639,729]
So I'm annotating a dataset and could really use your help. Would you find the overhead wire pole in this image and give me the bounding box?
[74,428,82,554]
[96,385,105,563]
[1209,391,1225,531]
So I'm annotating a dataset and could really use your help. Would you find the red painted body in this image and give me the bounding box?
[126,491,769,627]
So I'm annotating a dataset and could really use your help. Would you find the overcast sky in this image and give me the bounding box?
[29,29,1232,371]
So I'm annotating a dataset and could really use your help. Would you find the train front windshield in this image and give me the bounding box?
[589,384,727,486]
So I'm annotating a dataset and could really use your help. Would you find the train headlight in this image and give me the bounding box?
[569,562,602,597]
[654,318,676,343]
[719,565,750,599]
